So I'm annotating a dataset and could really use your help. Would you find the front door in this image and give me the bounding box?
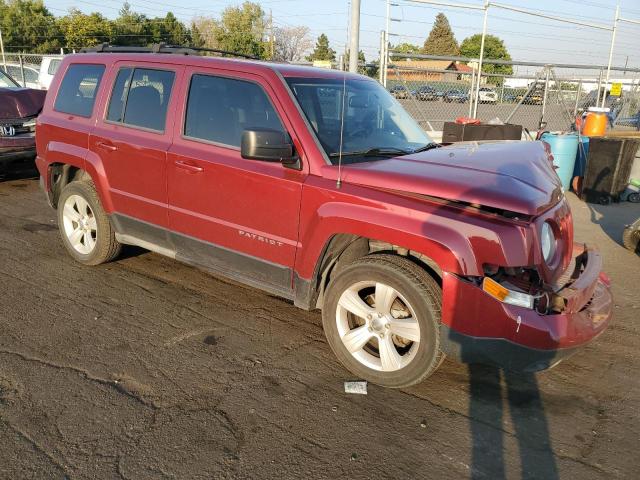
[167,68,306,298]
[89,62,183,245]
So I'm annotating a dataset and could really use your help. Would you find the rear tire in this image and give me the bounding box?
[57,181,121,265]
[322,254,444,388]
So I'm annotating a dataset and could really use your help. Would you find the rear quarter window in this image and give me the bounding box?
[54,64,105,117]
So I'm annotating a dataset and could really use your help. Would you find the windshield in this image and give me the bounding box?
[286,77,433,164]
[0,69,19,88]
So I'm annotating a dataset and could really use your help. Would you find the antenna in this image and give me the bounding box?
[336,72,347,189]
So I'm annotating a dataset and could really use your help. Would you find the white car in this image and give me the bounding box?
[0,63,40,89]
[37,56,63,90]
[478,87,498,104]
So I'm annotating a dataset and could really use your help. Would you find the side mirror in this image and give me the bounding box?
[241,128,295,164]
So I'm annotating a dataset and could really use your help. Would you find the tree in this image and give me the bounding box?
[57,8,112,49]
[0,0,62,53]
[191,16,218,49]
[273,26,312,62]
[460,34,513,76]
[113,2,149,46]
[147,12,190,45]
[306,33,335,62]
[422,13,458,56]
[211,1,267,58]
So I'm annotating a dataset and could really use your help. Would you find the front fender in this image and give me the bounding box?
[295,178,533,280]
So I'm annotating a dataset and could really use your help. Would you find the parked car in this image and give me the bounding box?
[443,89,469,103]
[38,55,63,90]
[478,87,497,103]
[1,63,41,89]
[0,69,45,173]
[389,84,409,99]
[36,47,613,388]
[414,85,438,101]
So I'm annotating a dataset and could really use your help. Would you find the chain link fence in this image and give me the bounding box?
[387,55,640,133]
[1,53,64,89]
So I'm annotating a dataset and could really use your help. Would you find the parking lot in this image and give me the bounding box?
[1,169,639,479]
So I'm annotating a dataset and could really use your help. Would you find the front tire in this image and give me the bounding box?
[57,181,121,265]
[322,254,444,388]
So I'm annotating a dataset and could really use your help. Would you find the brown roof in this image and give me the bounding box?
[453,63,474,73]
[393,60,455,70]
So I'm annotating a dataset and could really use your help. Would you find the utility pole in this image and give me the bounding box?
[472,0,489,118]
[0,26,6,69]
[601,5,619,107]
[348,0,361,73]
[269,10,275,60]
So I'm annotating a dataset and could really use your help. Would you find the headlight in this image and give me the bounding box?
[541,222,556,263]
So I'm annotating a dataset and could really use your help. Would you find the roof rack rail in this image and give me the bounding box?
[79,43,259,60]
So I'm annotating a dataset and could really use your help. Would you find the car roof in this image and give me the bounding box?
[66,53,368,81]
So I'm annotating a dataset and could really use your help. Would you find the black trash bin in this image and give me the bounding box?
[580,135,640,204]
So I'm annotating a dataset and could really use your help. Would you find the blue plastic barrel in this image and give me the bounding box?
[541,132,579,191]
[572,136,590,180]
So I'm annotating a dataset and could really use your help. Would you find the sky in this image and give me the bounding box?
[42,0,640,77]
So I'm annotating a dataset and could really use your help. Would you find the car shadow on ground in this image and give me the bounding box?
[0,161,39,182]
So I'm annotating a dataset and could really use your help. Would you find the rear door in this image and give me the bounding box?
[90,62,183,245]
[167,67,307,297]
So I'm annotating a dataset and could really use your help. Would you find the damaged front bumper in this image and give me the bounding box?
[440,243,612,371]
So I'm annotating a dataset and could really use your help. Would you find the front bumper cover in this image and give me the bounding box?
[440,243,612,371]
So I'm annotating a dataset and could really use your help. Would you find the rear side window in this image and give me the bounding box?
[54,64,105,117]
[106,67,175,132]
[184,74,284,147]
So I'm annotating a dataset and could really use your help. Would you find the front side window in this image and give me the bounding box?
[106,67,175,132]
[184,74,285,148]
[54,64,105,117]
[286,77,433,164]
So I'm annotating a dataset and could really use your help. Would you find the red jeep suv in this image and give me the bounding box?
[36,47,612,387]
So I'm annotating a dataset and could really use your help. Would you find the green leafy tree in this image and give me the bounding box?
[113,2,149,46]
[306,33,335,62]
[422,13,459,56]
[393,42,421,55]
[57,8,113,49]
[0,0,62,52]
[147,12,190,45]
[460,34,513,77]
[211,1,266,58]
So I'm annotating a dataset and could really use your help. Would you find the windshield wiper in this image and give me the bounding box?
[329,147,412,158]
[411,142,441,153]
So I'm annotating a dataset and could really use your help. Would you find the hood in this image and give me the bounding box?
[0,87,47,120]
[339,141,563,216]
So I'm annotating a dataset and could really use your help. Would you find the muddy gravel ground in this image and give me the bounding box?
[1,169,639,480]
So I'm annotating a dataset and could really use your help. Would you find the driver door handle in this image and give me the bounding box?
[96,141,117,152]
[175,160,204,173]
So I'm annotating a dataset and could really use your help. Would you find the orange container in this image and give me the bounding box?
[582,110,608,137]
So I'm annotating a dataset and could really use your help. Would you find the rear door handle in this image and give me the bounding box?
[175,160,204,173]
[96,141,117,152]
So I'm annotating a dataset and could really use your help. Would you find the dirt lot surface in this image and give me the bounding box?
[1,169,639,480]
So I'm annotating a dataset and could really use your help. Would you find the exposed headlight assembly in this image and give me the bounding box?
[541,221,557,264]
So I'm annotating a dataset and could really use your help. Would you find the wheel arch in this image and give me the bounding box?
[293,233,446,311]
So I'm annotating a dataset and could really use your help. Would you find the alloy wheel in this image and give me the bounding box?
[62,194,98,255]
[335,281,421,372]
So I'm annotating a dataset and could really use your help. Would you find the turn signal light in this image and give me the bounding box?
[482,277,509,302]
[482,277,535,309]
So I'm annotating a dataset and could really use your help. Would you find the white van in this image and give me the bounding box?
[37,56,63,90]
